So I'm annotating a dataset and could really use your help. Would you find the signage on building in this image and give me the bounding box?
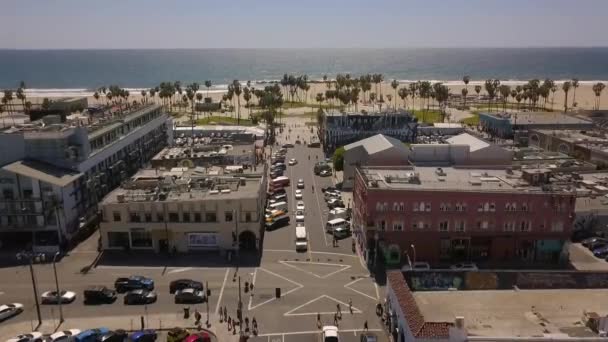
[188,233,218,247]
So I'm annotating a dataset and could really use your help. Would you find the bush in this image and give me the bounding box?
[333,146,345,171]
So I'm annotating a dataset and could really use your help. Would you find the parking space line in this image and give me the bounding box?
[279,260,351,279]
[215,268,230,315]
[344,277,378,301]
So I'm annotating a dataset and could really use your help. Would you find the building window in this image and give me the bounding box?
[107,231,129,248]
[169,212,179,222]
[144,213,152,223]
[552,221,563,232]
[489,203,495,212]
[413,202,419,212]
[183,212,190,223]
[157,213,164,222]
[245,212,252,222]
[393,202,399,211]
[113,212,121,222]
[225,211,233,222]
[130,212,140,222]
[455,202,466,212]
[130,228,152,248]
[439,221,449,232]
[206,212,217,222]
[505,203,512,211]
[194,213,202,222]
[503,222,515,232]
[425,202,431,212]
[2,189,14,200]
[520,221,530,232]
[521,203,529,212]
[392,222,403,231]
[379,220,386,231]
[439,203,449,212]
[455,221,466,232]
[478,221,489,229]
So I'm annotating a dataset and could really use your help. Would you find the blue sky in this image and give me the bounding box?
[2,0,607,49]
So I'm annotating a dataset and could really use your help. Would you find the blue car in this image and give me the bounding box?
[74,328,110,342]
[130,330,157,342]
[114,276,154,293]
[593,245,608,257]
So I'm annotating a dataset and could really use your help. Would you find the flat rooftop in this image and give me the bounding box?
[415,289,605,338]
[535,129,608,154]
[359,166,544,193]
[102,166,264,204]
[483,112,593,126]
[152,143,255,161]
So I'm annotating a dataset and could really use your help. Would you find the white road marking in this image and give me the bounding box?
[264,249,358,258]
[248,268,303,310]
[214,268,230,315]
[343,277,378,301]
[374,282,380,301]
[311,164,329,247]
[247,268,258,311]
[167,267,193,274]
[258,328,382,337]
[279,260,350,279]
[284,294,362,316]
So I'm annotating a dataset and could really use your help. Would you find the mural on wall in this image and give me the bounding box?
[516,272,578,289]
[409,272,463,291]
[465,272,498,290]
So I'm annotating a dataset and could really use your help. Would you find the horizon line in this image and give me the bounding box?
[2,46,608,51]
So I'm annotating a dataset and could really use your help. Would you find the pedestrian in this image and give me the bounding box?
[333,313,338,326]
[245,317,250,332]
[336,303,341,317]
[348,298,353,314]
[223,306,228,322]
[252,316,258,331]
[364,320,368,332]
[194,309,202,325]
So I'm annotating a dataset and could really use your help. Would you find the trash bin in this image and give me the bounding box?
[184,306,190,319]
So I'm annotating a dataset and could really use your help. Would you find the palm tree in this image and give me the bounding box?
[16,87,26,112]
[572,78,579,107]
[461,88,468,108]
[499,85,511,112]
[550,84,558,110]
[390,79,399,110]
[94,91,100,104]
[408,83,418,110]
[149,88,157,104]
[515,94,523,110]
[316,92,325,106]
[232,80,243,125]
[386,94,393,111]
[195,92,203,118]
[474,85,482,104]
[562,81,572,112]
[398,88,409,109]
[141,90,147,103]
[369,92,377,111]
[323,75,329,90]
[593,82,606,110]
[24,101,32,113]
[510,90,517,110]
[243,87,252,118]
[204,80,212,99]
[3,90,14,114]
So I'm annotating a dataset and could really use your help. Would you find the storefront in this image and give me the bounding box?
[187,232,220,251]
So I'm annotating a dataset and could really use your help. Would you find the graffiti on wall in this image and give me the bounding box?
[409,272,463,291]
[465,272,498,290]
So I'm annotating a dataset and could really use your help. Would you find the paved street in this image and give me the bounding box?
[0,117,388,341]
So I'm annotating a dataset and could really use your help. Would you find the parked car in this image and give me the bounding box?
[169,279,203,294]
[124,289,157,305]
[582,237,608,248]
[84,286,116,304]
[130,330,157,342]
[327,198,345,209]
[270,171,284,179]
[288,158,298,165]
[6,332,42,342]
[74,328,110,342]
[450,263,478,271]
[295,139,302,145]
[307,142,321,148]
[296,201,305,211]
[295,210,305,222]
[359,333,378,342]
[322,326,339,342]
[271,193,287,202]
[41,290,76,304]
[295,189,303,200]
[297,179,305,189]
[47,330,81,342]
[174,288,206,304]
[324,191,341,200]
[588,240,608,251]
[265,215,290,230]
[270,188,286,196]
[322,186,337,193]
[320,169,332,177]
[593,245,608,257]
[0,303,23,321]
[98,330,128,342]
[401,262,431,271]
[282,143,294,148]
[115,276,154,293]
[184,332,212,342]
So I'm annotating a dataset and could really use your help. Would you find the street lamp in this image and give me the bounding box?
[52,252,63,324]
[410,244,417,265]
[16,252,44,327]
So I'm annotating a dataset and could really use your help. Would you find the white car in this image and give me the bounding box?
[6,332,42,342]
[47,330,81,342]
[288,158,298,165]
[295,190,303,200]
[41,290,77,304]
[295,210,305,222]
[450,263,478,271]
[322,325,339,342]
[296,201,305,211]
[0,303,24,321]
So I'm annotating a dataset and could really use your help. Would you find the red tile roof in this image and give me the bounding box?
[387,271,453,339]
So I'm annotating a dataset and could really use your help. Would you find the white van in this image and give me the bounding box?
[268,201,288,213]
[326,218,348,234]
[328,208,348,221]
[295,226,308,251]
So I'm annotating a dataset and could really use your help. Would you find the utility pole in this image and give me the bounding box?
[17,252,42,327]
[52,252,63,324]
[238,276,242,310]
[206,280,210,327]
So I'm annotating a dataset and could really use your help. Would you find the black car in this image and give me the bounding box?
[270,171,284,178]
[170,279,203,294]
[265,215,290,230]
[272,164,286,171]
[174,288,206,304]
[322,186,337,193]
[270,188,286,196]
[295,140,301,144]
[307,142,321,148]
[124,289,157,305]
[271,193,287,202]
[83,286,117,304]
[282,143,294,148]
[114,276,154,293]
[98,330,128,342]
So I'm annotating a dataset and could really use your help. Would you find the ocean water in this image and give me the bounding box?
[0,48,607,96]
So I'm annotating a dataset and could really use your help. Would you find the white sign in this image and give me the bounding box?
[188,233,218,247]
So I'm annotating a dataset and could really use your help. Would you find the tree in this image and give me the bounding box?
[562,81,572,112]
[550,84,558,110]
[243,87,252,118]
[24,101,32,113]
[333,146,345,172]
[149,88,157,104]
[461,88,468,108]
[593,82,606,110]
[572,78,579,107]
[3,90,14,114]
[408,83,418,109]
[141,90,147,103]
[93,91,100,104]
[398,88,409,109]
[499,85,511,112]
[16,87,26,112]
[474,85,482,104]
[204,80,212,99]
[390,79,399,110]
[232,80,243,125]
[42,97,51,110]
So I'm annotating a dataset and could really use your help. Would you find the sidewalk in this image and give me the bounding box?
[1,312,241,342]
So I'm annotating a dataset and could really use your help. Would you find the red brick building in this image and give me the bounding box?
[352,166,576,266]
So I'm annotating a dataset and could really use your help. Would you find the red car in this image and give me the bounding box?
[184,333,211,342]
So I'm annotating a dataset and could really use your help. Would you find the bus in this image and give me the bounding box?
[270,176,290,190]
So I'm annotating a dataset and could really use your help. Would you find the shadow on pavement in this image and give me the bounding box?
[94,250,262,269]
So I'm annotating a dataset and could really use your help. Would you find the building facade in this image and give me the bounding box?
[0,103,172,252]
[352,166,576,266]
[478,111,594,139]
[99,167,266,255]
[320,111,418,153]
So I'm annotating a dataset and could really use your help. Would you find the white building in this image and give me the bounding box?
[0,104,172,252]
[410,133,513,166]
[99,166,266,254]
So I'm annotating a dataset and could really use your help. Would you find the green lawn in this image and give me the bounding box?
[460,114,480,126]
[195,116,254,126]
[411,110,443,124]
